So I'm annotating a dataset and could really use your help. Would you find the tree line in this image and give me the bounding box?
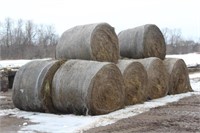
[0,18,59,59]
[1,18,200,60]
[162,28,200,54]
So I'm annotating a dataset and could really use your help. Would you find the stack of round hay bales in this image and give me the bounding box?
[52,60,125,115]
[118,24,192,99]
[12,59,64,113]
[12,22,126,116]
[118,24,166,60]
[56,23,119,63]
[12,22,193,116]
[117,60,148,105]
[138,57,169,100]
[164,58,192,94]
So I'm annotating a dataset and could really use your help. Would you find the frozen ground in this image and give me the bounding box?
[0,53,200,133]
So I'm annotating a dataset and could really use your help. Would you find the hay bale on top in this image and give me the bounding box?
[164,58,192,94]
[12,60,64,113]
[56,23,119,63]
[117,60,148,105]
[118,24,166,60]
[138,57,169,99]
[52,60,125,115]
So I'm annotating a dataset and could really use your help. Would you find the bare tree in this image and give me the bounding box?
[0,18,14,47]
[0,18,59,59]
[24,20,36,45]
[162,28,170,44]
[169,29,182,47]
[13,19,24,46]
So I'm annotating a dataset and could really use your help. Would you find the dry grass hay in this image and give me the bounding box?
[56,23,119,63]
[52,60,125,115]
[117,60,148,105]
[164,58,192,94]
[12,59,64,113]
[138,57,169,99]
[118,24,166,60]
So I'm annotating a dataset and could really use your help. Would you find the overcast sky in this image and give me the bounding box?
[0,0,199,41]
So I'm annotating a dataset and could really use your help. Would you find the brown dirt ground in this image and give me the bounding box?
[0,85,200,133]
[85,94,200,133]
[0,90,37,133]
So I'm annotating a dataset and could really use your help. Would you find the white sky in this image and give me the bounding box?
[0,0,199,41]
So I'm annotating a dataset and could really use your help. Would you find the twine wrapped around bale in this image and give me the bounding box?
[138,57,169,100]
[12,59,64,113]
[164,58,193,94]
[118,24,166,60]
[117,60,148,105]
[52,60,125,115]
[56,23,119,63]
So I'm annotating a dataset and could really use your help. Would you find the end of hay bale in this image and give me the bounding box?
[117,60,148,105]
[164,58,193,94]
[143,24,166,60]
[91,23,119,63]
[88,64,125,115]
[138,57,169,99]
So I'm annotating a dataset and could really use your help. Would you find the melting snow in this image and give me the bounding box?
[0,58,52,69]
[166,53,200,67]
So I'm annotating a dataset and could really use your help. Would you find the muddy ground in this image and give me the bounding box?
[85,94,200,133]
[0,90,200,133]
[0,90,36,133]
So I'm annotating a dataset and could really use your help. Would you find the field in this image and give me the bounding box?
[0,53,200,133]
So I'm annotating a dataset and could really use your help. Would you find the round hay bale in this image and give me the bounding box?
[117,60,148,105]
[52,60,125,115]
[163,58,193,94]
[12,59,64,113]
[56,23,119,63]
[138,57,169,99]
[118,24,166,60]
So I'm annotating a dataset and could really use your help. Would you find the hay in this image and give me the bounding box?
[118,24,166,60]
[56,23,119,63]
[52,60,125,115]
[164,58,193,94]
[138,57,169,99]
[12,59,64,113]
[117,60,148,105]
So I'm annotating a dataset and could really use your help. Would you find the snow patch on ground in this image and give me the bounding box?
[0,96,7,99]
[166,53,200,67]
[0,58,52,69]
[0,60,32,69]
[189,72,200,79]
